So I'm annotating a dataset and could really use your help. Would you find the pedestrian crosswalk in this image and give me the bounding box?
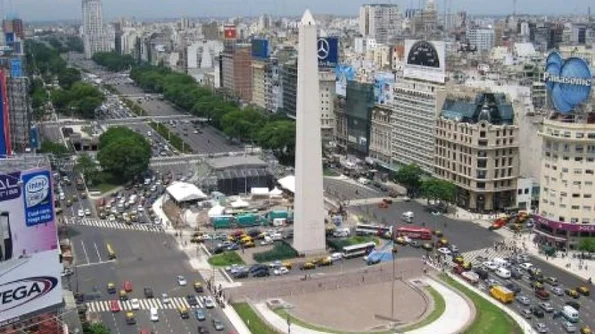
[64,218,163,233]
[86,296,204,313]
[149,159,199,167]
[461,247,515,266]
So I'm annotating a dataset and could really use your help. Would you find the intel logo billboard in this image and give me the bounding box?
[544,52,592,114]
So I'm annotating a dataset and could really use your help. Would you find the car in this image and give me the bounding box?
[212,318,225,331]
[125,311,136,325]
[149,307,159,322]
[137,205,144,212]
[234,270,249,279]
[437,247,451,256]
[84,208,91,216]
[130,298,140,310]
[565,300,581,311]
[110,300,120,312]
[483,261,498,271]
[178,306,190,319]
[565,288,580,299]
[539,302,554,313]
[186,295,198,307]
[177,275,188,286]
[194,281,204,293]
[161,293,171,304]
[107,282,116,294]
[510,268,523,279]
[253,269,270,277]
[551,286,564,296]
[520,308,532,319]
[486,279,498,288]
[409,241,420,248]
[77,209,84,217]
[506,283,521,295]
[519,262,534,271]
[449,244,459,253]
[545,276,558,286]
[300,262,316,270]
[144,287,154,298]
[204,296,215,309]
[531,307,545,318]
[274,267,290,276]
[576,286,590,296]
[515,295,531,306]
[473,268,489,280]
[534,323,548,333]
[195,308,206,321]
[562,321,577,333]
[123,281,133,292]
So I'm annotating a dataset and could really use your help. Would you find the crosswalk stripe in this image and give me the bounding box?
[63,218,162,233]
[122,301,130,309]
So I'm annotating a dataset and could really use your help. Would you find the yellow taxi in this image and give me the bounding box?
[193,281,204,293]
[436,238,448,247]
[243,241,255,248]
[282,261,293,269]
[433,230,443,237]
[422,243,433,251]
[240,236,253,244]
[565,288,580,299]
[119,289,128,301]
[452,256,464,265]
[396,237,407,245]
[319,258,333,266]
[178,306,189,319]
[462,261,472,270]
[125,311,136,325]
[107,282,116,294]
[577,286,590,296]
[300,262,315,270]
[581,326,592,334]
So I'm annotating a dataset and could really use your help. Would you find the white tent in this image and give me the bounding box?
[230,198,249,209]
[269,187,283,198]
[166,182,207,203]
[251,187,270,197]
[277,175,295,193]
[208,204,226,217]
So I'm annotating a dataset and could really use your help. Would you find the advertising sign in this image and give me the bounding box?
[317,37,339,68]
[0,70,11,156]
[224,25,237,40]
[0,168,61,324]
[335,64,356,97]
[10,58,22,78]
[251,39,269,60]
[403,40,446,83]
[29,126,40,150]
[534,215,595,233]
[4,32,14,46]
[543,52,592,114]
[374,72,395,105]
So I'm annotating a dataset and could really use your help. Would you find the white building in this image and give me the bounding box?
[354,37,377,54]
[466,26,495,52]
[359,4,401,44]
[82,0,110,58]
[319,70,336,141]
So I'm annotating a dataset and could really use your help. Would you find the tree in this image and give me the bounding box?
[421,178,457,207]
[39,140,70,158]
[75,153,99,184]
[578,238,595,253]
[92,52,136,71]
[97,127,151,182]
[394,164,423,197]
[58,67,82,89]
[83,322,111,334]
[256,120,296,165]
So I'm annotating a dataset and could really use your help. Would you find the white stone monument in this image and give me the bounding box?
[293,10,326,255]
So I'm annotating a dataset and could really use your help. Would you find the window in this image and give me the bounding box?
[576,145,584,153]
[524,188,529,194]
[584,206,592,211]
[586,169,594,175]
[572,206,580,210]
[576,157,583,162]
[585,194,592,199]
[576,132,584,138]
[561,192,568,197]
[574,169,582,174]
[563,156,569,161]
[572,193,580,198]
[562,168,569,173]
[480,131,486,138]
[477,182,485,189]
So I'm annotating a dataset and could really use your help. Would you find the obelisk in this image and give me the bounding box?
[293,10,326,255]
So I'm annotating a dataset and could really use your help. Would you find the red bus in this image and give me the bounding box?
[396,226,432,240]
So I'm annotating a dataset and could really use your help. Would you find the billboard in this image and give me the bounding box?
[4,32,14,46]
[317,37,339,68]
[335,64,356,97]
[0,168,62,324]
[224,25,237,40]
[251,39,269,60]
[0,71,11,156]
[544,52,592,114]
[374,72,395,105]
[29,126,39,150]
[10,58,22,78]
[403,40,446,83]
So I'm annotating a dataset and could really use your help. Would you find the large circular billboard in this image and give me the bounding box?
[544,52,592,114]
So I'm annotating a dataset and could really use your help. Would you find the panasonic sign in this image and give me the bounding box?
[543,72,592,86]
[0,276,58,312]
[543,52,593,114]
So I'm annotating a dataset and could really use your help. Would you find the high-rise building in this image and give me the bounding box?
[202,22,219,40]
[319,69,336,141]
[82,0,109,58]
[334,81,375,157]
[293,10,325,255]
[466,26,495,52]
[251,59,267,109]
[3,19,24,39]
[359,4,401,44]
[7,76,30,153]
[221,44,252,102]
[434,92,519,211]
[0,70,11,156]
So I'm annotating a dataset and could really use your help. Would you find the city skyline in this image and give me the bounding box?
[9,0,595,22]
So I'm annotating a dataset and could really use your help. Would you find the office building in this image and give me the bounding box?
[3,18,24,39]
[82,0,109,58]
[264,57,282,113]
[202,22,219,40]
[434,92,519,211]
[369,105,393,166]
[281,59,298,116]
[251,59,267,109]
[335,81,375,157]
[221,44,252,102]
[7,77,30,153]
[466,26,495,52]
[359,4,401,44]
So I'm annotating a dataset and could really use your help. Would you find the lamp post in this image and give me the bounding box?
[391,242,398,319]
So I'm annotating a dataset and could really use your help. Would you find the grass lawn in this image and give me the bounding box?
[398,286,446,332]
[207,252,245,267]
[274,308,393,334]
[439,274,523,334]
[323,167,340,176]
[233,303,278,334]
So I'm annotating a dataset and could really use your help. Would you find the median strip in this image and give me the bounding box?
[148,121,193,153]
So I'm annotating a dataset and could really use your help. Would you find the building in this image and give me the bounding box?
[7,77,30,153]
[251,59,267,109]
[369,105,392,166]
[221,44,252,102]
[281,59,297,116]
[0,70,11,156]
[390,77,445,174]
[264,57,282,113]
[435,92,519,212]
[466,26,495,52]
[359,4,401,44]
[335,81,375,157]
[3,18,24,39]
[319,69,336,141]
[82,0,109,58]
[202,22,219,40]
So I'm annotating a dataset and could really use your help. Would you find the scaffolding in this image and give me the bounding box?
[7,77,30,153]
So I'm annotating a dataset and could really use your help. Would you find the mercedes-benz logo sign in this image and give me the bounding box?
[318,38,330,60]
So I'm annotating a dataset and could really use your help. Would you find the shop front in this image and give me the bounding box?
[534,215,595,250]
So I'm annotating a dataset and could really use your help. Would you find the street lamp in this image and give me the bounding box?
[391,243,398,319]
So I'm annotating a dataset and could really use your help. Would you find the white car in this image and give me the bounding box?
[160,293,171,304]
[204,296,215,309]
[177,275,187,286]
[330,252,343,262]
[149,307,159,322]
[153,219,161,226]
[130,298,140,310]
[84,208,91,216]
[108,214,116,222]
[519,262,534,271]
[437,247,451,256]
[483,261,499,271]
[77,209,84,218]
[274,267,289,276]
[137,205,144,212]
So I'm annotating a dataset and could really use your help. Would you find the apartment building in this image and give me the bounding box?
[221,44,252,102]
[369,105,392,166]
[359,4,401,44]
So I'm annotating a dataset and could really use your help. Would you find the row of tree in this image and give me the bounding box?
[394,164,457,208]
[92,52,136,72]
[47,36,84,54]
[130,66,296,164]
[51,81,105,119]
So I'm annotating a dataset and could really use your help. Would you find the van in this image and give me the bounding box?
[272,218,286,227]
[495,267,511,279]
[402,211,414,223]
[562,305,580,323]
[333,227,350,238]
[493,257,509,268]
[149,307,159,322]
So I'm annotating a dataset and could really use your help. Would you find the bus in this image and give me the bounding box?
[355,224,392,237]
[396,226,432,240]
[342,242,376,258]
[106,243,116,259]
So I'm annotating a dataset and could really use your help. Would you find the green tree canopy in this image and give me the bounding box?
[75,153,99,180]
[58,67,82,89]
[97,127,151,182]
[83,322,111,334]
[51,82,105,119]
[394,164,423,196]
[421,178,457,205]
[92,52,136,71]
[578,238,595,253]
[39,140,70,158]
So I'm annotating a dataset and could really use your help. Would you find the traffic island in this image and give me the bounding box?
[208,251,246,267]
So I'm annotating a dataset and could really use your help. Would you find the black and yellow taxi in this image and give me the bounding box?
[318,257,333,266]
[300,262,315,270]
[565,288,580,299]
[462,261,472,270]
[432,230,443,238]
[282,261,293,269]
[125,311,136,325]
[107,282,116,294]
[452,256,464,265]
[577,286,590,296]
[178,306,189,319]
[530,281,544,290]
[193,281,204,293]
[422,243,433,251]
[396,237,407,245]
[119,289,128,301]
[581,326,592,334]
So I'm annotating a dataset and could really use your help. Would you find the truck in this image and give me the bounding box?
[490,286,514,304]
[236,214,261,227]
[268,210,288,221]
[211,215,233,229]
[461,271,479,284]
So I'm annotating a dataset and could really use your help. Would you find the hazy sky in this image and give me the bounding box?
[9,0,594,22]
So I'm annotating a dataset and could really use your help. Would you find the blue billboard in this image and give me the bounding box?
[10,58,22,77]
[29,126,40,149]
[251,39,269,60]
[335,64,356,97]
[374,72,395,104]
[5,32,14,46]
[544,52,592,114]
[317,37,338,68]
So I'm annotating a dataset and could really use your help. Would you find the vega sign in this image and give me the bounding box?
[544,52,593,114]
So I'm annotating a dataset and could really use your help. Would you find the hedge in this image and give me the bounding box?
[253,241,298,263]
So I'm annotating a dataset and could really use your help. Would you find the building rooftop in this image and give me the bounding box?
[206,155,267,170]
[441,93,515,125]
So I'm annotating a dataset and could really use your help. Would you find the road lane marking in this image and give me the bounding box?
[76,259,116,268]
[94,242,102,262]
[80,240,90,264]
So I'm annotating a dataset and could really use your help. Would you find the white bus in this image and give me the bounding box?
[355,224,392,237]
[342,242,376,259]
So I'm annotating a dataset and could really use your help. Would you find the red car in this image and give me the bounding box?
[110,300,121,312]
[123,281,133,292]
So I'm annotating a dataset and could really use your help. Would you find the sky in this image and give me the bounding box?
[8,0,594,22]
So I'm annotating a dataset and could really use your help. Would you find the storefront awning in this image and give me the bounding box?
[534,229,567,242]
